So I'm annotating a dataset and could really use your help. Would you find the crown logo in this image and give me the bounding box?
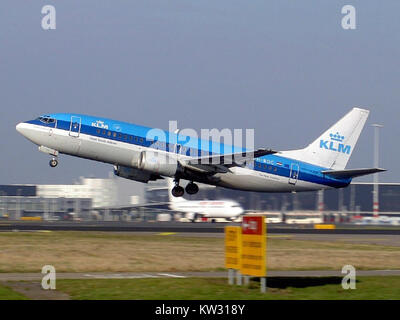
[329,132,345,142]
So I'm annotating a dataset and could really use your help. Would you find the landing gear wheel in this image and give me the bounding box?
[185,182,199,195]
[172,186,184,197]
[49,159,58,168]
[191,213,198,223]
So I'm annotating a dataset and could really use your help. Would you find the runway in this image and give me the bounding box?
[0,221,400,234]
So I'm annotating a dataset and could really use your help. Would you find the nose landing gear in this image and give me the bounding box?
[38,146,59,168]
[49,158,58,168]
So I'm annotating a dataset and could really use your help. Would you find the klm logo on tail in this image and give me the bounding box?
[320,132,351,154]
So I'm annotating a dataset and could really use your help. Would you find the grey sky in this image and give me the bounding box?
[1,1,399,184]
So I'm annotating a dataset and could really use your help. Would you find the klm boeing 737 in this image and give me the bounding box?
[16,108,385,197]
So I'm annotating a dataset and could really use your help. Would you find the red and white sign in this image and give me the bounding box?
[242,216,263,235]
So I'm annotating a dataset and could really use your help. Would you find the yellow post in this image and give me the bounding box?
[225,226,242,285]
[225,226,242,269]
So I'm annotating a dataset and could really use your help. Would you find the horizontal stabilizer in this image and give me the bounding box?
[321,168,386,179]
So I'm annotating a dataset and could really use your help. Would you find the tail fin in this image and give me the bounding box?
[281,108,370,169]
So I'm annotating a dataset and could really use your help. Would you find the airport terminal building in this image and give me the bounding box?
[0,184,92,220]
[0,177,115,220]
[0,176,144,220]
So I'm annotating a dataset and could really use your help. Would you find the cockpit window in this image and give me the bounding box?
[37,115,56,124]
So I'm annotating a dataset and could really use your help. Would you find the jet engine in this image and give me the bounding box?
[113,165,160,183]
[137,151,179,177]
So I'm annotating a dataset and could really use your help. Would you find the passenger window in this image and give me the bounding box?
[102,130,106,135]
[113,132,117,138]
[107,131,111,136]
[96,129,101,134]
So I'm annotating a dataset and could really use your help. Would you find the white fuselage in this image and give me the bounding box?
[16,121,331,193]
[170,200,243,219]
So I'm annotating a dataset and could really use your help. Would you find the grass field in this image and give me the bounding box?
[2,276,398,300]
[0,283,27,300]
[0,231,399,272]
[0,231,399,300]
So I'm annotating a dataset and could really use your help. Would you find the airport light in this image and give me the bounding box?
[372,124,383,217]
[0,191,4,217]
[16,189,22,220]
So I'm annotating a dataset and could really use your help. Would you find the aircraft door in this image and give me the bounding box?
[289,163,300,185]
[69,116,81,137]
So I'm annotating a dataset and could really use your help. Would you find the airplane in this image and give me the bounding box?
[165,179,244,222]
[16,107,386,197]
[92,178,243,222]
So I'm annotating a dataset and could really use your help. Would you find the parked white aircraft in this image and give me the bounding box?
[166,179,244,222]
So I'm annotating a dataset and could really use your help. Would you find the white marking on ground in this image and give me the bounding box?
[375,270,400,272]
[157,273,187,278]
[84,273,158,279]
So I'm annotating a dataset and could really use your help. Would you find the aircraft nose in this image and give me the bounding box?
[16,122,23,133]
[16,122,30,137]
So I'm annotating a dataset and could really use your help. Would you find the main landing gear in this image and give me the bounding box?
[49,157,58,168]
[185,182,199,195]
[172,185,184,197]
[171,179,199,197]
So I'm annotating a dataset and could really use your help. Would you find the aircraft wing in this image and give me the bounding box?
[321,168,386,179]
[182,148,277,174]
